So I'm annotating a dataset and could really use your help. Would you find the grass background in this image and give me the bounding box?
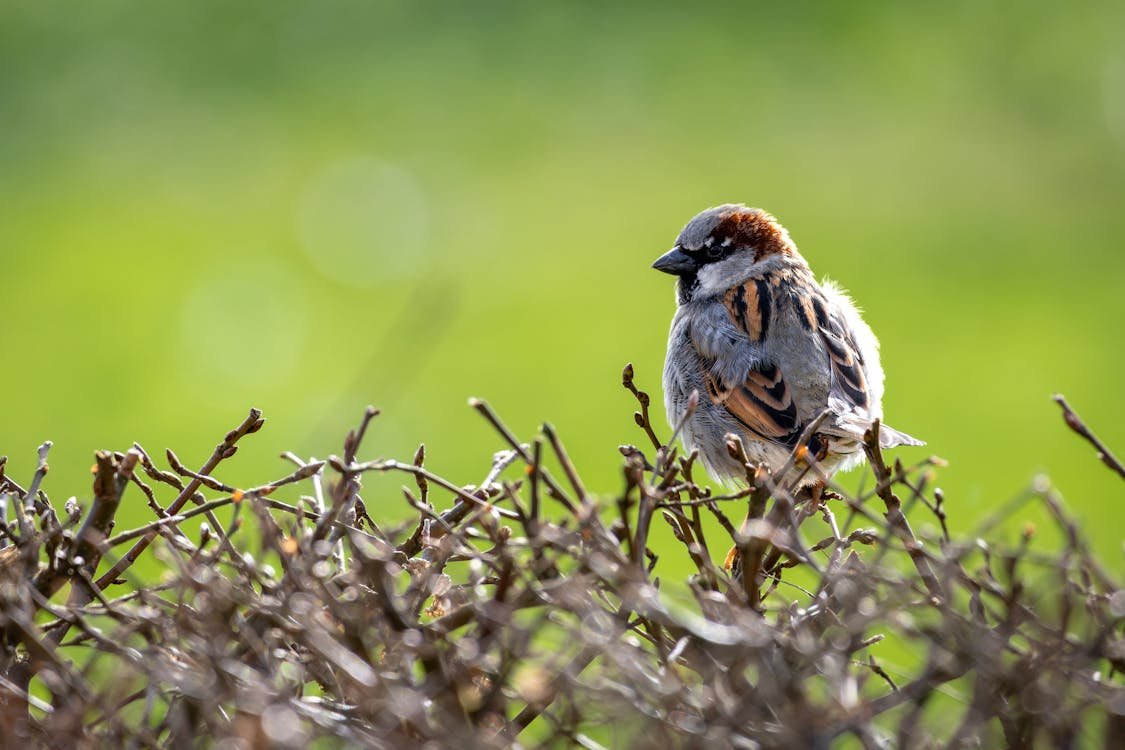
[2,0,1124,570]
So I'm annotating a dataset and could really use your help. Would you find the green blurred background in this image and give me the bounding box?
[2,0,1124,565]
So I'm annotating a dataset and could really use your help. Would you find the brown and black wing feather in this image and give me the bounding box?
[803,292,871,414]
[706,360,801,445]
[703,278,804,447]
[704,276,873,450]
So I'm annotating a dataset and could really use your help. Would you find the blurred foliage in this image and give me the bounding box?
[2,0,1124,568]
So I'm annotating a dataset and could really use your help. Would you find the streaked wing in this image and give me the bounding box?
[705,275,875,450]
[703,277,803,446]
[722,277,772,344]
[804,292,871,413]
[705,362,801,444]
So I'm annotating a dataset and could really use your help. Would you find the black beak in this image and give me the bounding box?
[651,247,696,275]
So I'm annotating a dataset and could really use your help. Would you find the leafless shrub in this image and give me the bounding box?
[1,370,1122,749]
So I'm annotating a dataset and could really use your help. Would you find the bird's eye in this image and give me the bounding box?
[706,243,724,259]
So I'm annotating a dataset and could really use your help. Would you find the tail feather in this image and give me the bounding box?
[878,422,925,448]
[820,407,925,449]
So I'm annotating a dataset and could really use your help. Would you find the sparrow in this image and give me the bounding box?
[654,204,922,489]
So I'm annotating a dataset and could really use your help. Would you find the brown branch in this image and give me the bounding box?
[1053,394,1125,481]
[0,382,1118,748]
[621,363,663,450]
[42,449,139,646]
[541,422,588,506]
[94,408,264,589]
[469,397,577,512]
[862,420,945,601]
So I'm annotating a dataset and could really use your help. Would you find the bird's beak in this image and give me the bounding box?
[651,246,696,275]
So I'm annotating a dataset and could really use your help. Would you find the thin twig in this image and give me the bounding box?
[1053,394,1125,481]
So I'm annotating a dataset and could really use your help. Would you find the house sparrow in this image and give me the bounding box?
[655,204,922,488]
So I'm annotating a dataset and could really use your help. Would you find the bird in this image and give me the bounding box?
[654,204,922,491]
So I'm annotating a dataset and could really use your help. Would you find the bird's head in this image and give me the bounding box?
[653,204,798,302]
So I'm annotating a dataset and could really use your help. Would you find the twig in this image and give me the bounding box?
[621,363,663,450]
[862,420,944,601]
[1053,394,1125,481]
[95,408,265,589]
[469,398,576,512]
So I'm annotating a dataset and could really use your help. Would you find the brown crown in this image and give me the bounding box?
[715,207,796,261]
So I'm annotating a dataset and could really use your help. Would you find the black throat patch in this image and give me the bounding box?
[677,273,700,304]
